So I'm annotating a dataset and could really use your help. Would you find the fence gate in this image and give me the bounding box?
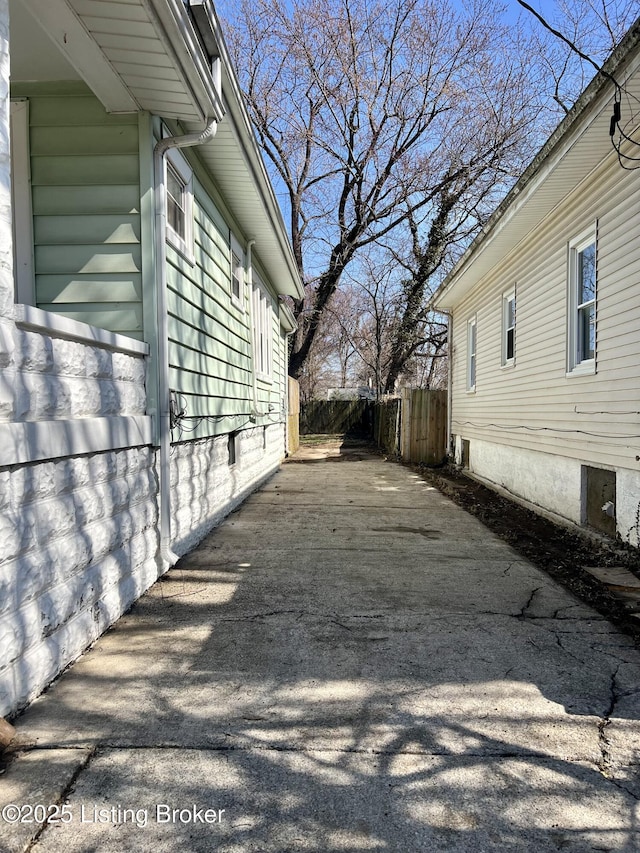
[400,388,447,466]
[287,377,300,454]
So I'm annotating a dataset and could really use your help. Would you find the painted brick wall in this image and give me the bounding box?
[171,423,285,556]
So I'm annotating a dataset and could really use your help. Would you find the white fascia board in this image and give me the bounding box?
[0,416,153,466]
[278,301,297,334]
[143,0,225,122]
[21,0,139,113]
[204,6,304,300]
[15,304,149,356]
[218,97,304,299]
[433,23,640,312]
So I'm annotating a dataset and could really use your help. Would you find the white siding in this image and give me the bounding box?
[451,147,640,473]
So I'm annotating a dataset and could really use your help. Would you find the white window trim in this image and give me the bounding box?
[252,273,274,382]
[230,234,245,310]
[501,289,515,368]
[10,99,35,305]
[567,224,597,377]
[467,316,477,392]
[165,145,194,264]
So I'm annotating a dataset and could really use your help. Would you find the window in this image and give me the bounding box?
[568,226,596,374]
[230,239,244,308]
[467,317,477,391]
[502,290,515,366]
[165,146,193,261]
[252,275,273,380]
[228,431,238,466]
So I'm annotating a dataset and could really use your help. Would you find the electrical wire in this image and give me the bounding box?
[453,420,640,439]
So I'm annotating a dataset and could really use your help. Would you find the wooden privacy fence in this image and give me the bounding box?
[287,377,300,454]
[374,389,447,465]
[400,388,447,465]
[301,399,373,436]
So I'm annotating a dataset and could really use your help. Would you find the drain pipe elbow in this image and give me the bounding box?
[154,119,218,571]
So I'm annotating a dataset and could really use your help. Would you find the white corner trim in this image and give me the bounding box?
[15,305,149,356]
[0,416,153,466]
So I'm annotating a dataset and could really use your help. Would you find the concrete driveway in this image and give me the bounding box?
[2,440,640,851]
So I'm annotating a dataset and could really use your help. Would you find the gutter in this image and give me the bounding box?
[153,120,218,570]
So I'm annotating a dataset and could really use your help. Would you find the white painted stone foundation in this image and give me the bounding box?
[455,435,640,547]
[0,446,160,715]
[171,423,285,556]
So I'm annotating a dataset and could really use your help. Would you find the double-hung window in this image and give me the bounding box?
[467,317,477,392]
[252,274,273,380]
[568,226,596,374]
[165,146,194,262]
[501,290,515,367]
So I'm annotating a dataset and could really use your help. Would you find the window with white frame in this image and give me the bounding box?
[230,237,245,308]
[467,317,477,391]
[252,274,273,380]
[501,290,515,367]
[165,146,194,261]
[568,226,596,374]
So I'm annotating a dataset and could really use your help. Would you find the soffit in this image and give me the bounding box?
[14,0,303,300]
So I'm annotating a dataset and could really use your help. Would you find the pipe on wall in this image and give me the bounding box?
[153,119,217,570]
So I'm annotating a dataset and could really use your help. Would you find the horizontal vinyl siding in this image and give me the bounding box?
[27,88,143,340]
[451,148,640,472]
[167,176,254,440]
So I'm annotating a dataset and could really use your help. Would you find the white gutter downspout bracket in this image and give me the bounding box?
[154,119,217,570]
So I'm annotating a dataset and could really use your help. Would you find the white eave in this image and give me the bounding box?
[433,17,640,313]
[18,0,303,301]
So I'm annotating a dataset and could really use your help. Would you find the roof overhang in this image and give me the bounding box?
[14,0,304,300]
[432,17,640,313]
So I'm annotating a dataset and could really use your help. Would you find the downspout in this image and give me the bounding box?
[445,310,453,460]
[154,119,217,569]
[245,239,261,419]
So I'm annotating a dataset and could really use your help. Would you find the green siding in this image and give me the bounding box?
[167,177,254,439]
[167,169,290,440]
[26,88,143,338]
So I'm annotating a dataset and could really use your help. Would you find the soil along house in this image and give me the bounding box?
[0,0,303,717]
[432,17,640,547]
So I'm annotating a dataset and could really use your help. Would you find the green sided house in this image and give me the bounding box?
[432,17,640,546]
[0,0,303,717]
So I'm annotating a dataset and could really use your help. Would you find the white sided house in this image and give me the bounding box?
[433,18,640,547]
[0,0,303,717]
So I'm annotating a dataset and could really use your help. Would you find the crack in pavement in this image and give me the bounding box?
[22,746,97,853]
[597,665,621,780]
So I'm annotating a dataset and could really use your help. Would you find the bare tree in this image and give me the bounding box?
[519,0,638,112]
[222,0,544,378]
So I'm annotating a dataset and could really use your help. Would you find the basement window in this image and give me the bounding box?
[228,431,238,466]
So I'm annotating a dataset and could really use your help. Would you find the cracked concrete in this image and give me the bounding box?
[2,440,640,851]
